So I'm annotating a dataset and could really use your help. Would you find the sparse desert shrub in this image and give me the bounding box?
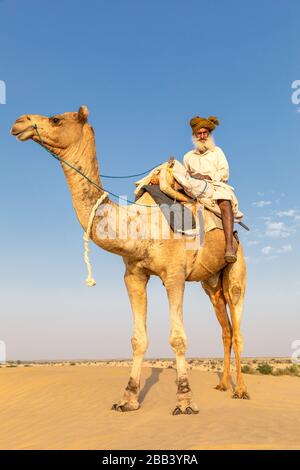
[273,368,285,376]
[272,365,299,376]
[285,364,299,376]
[241,364,255,374]
[257,362,273,375]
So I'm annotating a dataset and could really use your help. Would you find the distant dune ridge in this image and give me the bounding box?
[0,359,299,450]
[1,357,299,375]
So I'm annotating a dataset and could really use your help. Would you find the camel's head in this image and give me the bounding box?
[11,105,91,152]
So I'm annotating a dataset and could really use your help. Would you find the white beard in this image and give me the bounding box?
[192,133,216,153]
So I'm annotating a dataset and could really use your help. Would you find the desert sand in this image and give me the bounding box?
[0,361,299,450]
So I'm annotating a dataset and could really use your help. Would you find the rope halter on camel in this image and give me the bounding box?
[83,191,109,286]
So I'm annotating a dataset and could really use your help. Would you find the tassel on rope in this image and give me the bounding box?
[83,192,108,286]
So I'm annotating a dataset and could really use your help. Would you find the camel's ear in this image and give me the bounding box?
[78,105,89,123]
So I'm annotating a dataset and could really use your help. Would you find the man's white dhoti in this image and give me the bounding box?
[171,159,243,221]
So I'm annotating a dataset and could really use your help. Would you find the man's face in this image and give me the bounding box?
[195,127,209,142]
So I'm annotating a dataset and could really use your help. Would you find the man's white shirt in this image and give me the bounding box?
[183,146,229,183]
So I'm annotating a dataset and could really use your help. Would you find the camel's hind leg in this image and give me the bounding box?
[222,243,250,399]
[201,276,233,391]
[112,268,149,412]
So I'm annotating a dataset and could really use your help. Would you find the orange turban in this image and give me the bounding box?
[190,115,220,133]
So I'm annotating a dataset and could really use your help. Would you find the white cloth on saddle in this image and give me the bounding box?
[134,162,168,199]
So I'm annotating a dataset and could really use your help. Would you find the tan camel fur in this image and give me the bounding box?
[11,106,249,415]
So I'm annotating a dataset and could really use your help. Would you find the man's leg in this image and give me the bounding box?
[218,199,237,263]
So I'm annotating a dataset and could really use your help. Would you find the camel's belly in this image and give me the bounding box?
[186,255,226,282]
[186,229,227,281]
[122,229,228,283]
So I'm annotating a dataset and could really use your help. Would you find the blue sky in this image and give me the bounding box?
[0,0,299,360]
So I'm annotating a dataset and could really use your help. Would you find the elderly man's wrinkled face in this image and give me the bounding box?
[195,127,209,142]
[193,127,215,153]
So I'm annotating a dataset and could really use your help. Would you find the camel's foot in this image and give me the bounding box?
[232,388,250,400]
[215,382,229,392]
[172,399,199,416]
[173,377,199,415]
[112,400,140,412]
[112,377,141,412]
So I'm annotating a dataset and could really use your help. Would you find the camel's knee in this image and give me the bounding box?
[169,334,187,355]
[229,284,242,305]
[232,333,243,352]
[131,336,148,355]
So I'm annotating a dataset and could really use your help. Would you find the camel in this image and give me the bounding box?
[11,106,249,415]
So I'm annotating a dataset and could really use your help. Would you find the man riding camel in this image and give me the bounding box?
[173,115,242,263]
[134,114,243,263]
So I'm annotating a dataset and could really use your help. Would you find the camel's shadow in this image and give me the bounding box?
[139,370,236,403]
[139,368,164,404]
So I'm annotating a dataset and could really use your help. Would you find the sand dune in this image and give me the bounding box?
[0,364,299,450]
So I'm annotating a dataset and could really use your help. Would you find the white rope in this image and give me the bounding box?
[83,192,108,286]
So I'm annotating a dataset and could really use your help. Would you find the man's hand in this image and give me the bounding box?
[201,174,212,180]
[194,173,212,181]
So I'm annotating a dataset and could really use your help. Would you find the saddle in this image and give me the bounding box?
[134,157,222,235]
[135,157,248,232]
[138,156,224,221]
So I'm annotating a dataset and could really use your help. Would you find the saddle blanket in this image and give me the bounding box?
[136,183,225,235]
[138,184,199,234]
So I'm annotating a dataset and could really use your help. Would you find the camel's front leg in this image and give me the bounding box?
[165,275,199,415]
[112,269,149,412]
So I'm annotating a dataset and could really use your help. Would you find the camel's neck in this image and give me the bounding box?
[55,125,151,258]
[58,125,105,231]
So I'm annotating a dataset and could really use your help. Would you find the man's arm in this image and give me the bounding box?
[183,153,212,180]
[211,147,229,182]
[183,153,191,172]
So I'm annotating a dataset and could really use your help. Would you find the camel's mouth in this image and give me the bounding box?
[11,118,36,141]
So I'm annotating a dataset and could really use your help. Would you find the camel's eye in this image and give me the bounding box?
[50,117,61,125]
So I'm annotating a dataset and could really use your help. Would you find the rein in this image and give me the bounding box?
[30,123,249,232]
[30,123,163,208]
[29,122,166,287]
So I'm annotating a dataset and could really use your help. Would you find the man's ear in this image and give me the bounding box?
[78,105,89,123]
